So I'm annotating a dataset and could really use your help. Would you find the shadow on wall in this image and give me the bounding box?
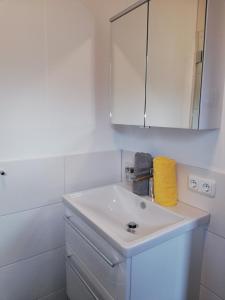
[114,125,220,170]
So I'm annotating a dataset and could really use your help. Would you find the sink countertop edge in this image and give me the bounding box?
[63,184,210,258]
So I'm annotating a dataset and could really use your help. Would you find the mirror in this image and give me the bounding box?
[110,0,208,129]
[145,0,207,129]
[110,3,148,126]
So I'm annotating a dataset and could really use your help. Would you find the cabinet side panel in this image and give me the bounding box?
[131,228,205,300]
[199,0,225,129]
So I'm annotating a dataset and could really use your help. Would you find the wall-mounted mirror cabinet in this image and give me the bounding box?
[110,0,225,130]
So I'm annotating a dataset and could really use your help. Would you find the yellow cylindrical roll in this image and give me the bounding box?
[153,156,178,206]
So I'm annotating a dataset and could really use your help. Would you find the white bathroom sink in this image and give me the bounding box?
[63,184,209,256]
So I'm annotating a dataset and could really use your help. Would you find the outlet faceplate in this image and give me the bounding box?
[188,175,216,198]
[188,176,199,191]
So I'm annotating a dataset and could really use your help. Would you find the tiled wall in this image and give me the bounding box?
[122,150,225,300]
[0,150,121,300]
[177,164,225,300]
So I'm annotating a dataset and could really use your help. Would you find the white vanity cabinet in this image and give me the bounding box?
[110,0,225,129]
[65,208,131,300]
[64,205,206,300]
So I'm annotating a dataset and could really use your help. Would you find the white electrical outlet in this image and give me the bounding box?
[188,175,199,191]
[188,175,216,198]
[198,178,216,197]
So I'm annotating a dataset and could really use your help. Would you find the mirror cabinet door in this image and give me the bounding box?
[191,0,207,129]
[145,0,207,129]
[110,3,148,126]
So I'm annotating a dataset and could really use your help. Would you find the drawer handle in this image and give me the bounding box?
[67,256,99,300]
[64,216,122,268]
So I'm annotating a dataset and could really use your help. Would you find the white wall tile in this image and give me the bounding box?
[200,286,222,300]
[177,164,225,239]
[0,247,65,300]
[38,288,67,300]
[207,172,225,240]
[65,151,121,193]
[0,157,65,216]
[201,232,225,299]
[0,203,65,267]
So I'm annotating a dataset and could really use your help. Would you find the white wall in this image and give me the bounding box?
[0,0,119,161]
[2,0,224,185]
[115,125,223,172]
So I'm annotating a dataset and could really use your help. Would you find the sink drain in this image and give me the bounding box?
[126,222,138,234]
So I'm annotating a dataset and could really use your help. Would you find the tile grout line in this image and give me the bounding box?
[207,229,225,241]
[37,288,66,300]
[201,283,224,300]
[0,245,65,270]
[0,150,118,164]
[0,201,63,219]
[0,150,122,220]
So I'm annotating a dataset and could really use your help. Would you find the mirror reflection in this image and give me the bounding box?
[111,0,207,129]
[146,0,207,129]
[111,3,148,126]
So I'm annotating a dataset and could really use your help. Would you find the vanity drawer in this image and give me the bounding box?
[64,209,130,300]
[67,251,113,300]
[66,260,99,300]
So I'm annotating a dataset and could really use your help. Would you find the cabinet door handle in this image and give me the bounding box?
[66,256,99,300]
[64,216,122,268]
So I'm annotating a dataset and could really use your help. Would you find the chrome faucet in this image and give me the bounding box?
[125,166,153,181]
[125,167,154,200]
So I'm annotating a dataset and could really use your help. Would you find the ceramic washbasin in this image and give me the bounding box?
[63,184,209,256]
